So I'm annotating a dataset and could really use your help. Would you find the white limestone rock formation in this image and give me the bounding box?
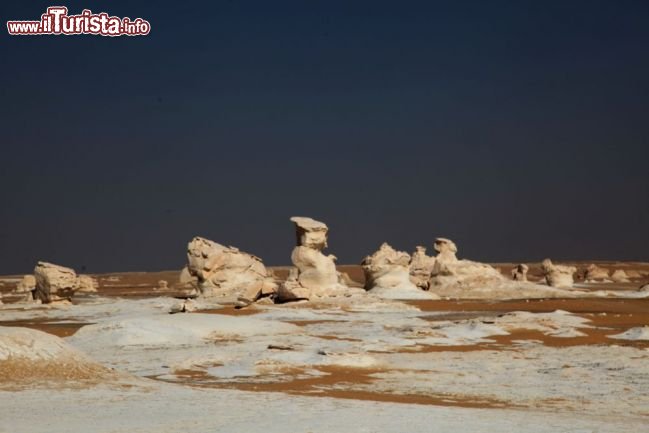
[33,261,79,303]
[16,275,36,293]
[76,275,98,293]
[13,275,36,302]
[409,246,436,290]
[422,238,573,299]
[186,237,277,304]
[277,217,356,301]
[541,259,576,288]
[362,243,435,299]
[511,264,529,282]
[610,269,630,283]
[428,238,505,292]
[433,238,458,264]
[584,264,610,281]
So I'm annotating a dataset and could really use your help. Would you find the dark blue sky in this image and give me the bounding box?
[1,1,648,273]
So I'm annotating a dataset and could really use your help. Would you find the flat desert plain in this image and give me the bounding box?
[0,261,648,433]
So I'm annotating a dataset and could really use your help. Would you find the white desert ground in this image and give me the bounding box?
[1,230,649,433]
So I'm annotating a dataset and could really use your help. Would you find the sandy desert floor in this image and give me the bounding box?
[0,261,648,432]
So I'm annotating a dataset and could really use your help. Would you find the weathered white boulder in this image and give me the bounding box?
[186,236,277,303]
[541,259,576,288]
[409,246,436,290]
[584,264,609,281]
[361,243,433,299]
[610,269,630,283]
[277,217,355,301]
[33,262,79,303]
[511,264,529,281]
[427,238,516,298]
[76,275,98,293]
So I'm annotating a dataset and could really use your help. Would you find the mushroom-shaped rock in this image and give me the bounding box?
[541,259,576,288]
[584,264,609,281]
[186,236,277,303]
[409,246,436,290]
[511,264,529,281]
[362,243,432,298]
[76,275,98,293]
[33,262,79,303]
[433,238,458,264]
[277,217,356,301]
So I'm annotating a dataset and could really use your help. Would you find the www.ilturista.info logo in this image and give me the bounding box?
[7,6,151,36]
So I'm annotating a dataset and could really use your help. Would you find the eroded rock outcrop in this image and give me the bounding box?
[584,264,609,281]
[361,243,432,299]
[186,237,277,304]
[511,264,529,282]
[610,269,630,283]
[429,238,502,283]
[13,275,36,302]
[277,217,355,301]
[427,238,530,298]
[409,246,436,290]
[76,275,98,293]
[541,259,576,288]
[33,262,80,303]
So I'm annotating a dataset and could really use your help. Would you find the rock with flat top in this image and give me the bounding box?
[277,217,356,301]
[33,261,79,303]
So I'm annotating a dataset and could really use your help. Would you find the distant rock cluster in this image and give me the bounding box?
[7,262,98,304]
[3,215,647,308]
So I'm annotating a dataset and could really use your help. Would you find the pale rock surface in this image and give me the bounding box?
[624,269,642,279]
[541,259,576,288]
[610,269,630,283]
[428,238,506,296]
[584,264,609,281]
[0,326,116,385]
[15,275,36,293]
[76,275,98,293]
[186,236,276,303]
[511,264,529,281]
[408,246,436,290]
[433,238,458,263]
[33,261,79,303]
[362,243,435,299]
[278,217,355,301]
